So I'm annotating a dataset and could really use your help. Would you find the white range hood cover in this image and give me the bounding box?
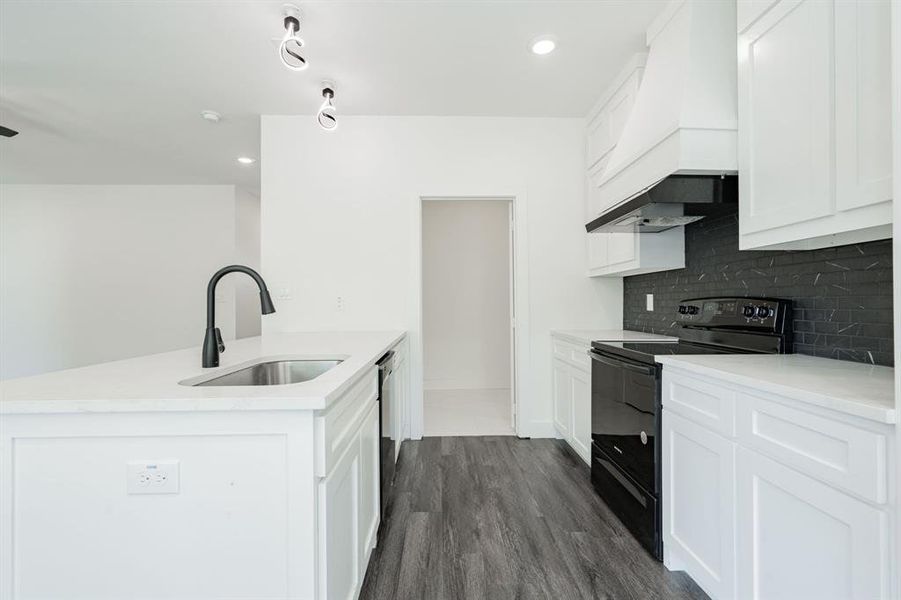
[596,0,738,210]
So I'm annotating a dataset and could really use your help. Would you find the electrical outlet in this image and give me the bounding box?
[336,296,344,312]
[276,287,293,300]
[646,294,654,311]
[127,460,179,495]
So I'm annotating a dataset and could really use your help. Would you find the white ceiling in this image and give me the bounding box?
[0,0,666,189]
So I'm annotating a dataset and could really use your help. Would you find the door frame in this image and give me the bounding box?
[410,193,531,439]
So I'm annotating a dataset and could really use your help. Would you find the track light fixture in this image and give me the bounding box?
[279,4,307,71]
[318,82,337,131]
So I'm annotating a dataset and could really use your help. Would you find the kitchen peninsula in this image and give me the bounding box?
[0,331,406,600]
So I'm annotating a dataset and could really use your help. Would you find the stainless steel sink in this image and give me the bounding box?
[190,359,343,387]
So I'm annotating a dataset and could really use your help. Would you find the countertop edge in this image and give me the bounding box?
[656,356,896,425]
[1,331,407,415]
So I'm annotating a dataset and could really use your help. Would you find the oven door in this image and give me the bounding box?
[589,349,658,493]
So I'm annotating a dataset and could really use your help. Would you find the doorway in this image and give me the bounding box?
[421,198,515,436]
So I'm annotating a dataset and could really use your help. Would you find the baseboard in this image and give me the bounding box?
[520,420,557,439]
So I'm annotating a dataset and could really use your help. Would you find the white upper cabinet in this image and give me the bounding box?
[833,0,893,212]
[738,0,892,250]
[587,228,684,277]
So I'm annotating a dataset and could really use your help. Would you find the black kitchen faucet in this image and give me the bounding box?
[202,265,275,368]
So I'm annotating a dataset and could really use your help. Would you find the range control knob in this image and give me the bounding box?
[687,305,699,315]
[756,306,772,318]
[742,305,756,318]
[678,305,688,315]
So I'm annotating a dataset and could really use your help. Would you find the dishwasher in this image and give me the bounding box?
[376,351,397,533]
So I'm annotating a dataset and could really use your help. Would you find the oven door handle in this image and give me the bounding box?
[588,350,656,377]
[624,401,655,416]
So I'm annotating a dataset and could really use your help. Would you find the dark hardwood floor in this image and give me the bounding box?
[360,436,709,600]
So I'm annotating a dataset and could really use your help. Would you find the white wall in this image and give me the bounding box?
[261,116,623,438]
[890,2,901,597]
[0,185,239,379]
[422,199,510,391]
[235,187,262,339]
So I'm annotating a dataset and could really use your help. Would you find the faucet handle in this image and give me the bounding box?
[214,328,225,353]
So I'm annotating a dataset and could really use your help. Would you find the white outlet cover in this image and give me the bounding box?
[646,294,654,311]
[127,460,180,495]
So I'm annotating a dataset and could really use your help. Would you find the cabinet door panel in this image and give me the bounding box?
[394,360,407,459]
[358,404,380,571]
[570,367,591,464]
[736,448,890,600]
[552,360,571,437]
[586,232,609,272]
[663,411,736,600]
[739,0,834,234]
[606,232,637,267]
[318,441,361,600]
[834,0,892,211]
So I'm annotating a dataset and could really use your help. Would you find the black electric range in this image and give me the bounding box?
[587,296,793,560]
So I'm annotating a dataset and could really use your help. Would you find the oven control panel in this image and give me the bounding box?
[676,297,791,333]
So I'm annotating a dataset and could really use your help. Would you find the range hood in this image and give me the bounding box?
[585,174,737,233]
[587,0,738,234]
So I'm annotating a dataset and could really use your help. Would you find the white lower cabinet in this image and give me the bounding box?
[393,345,409,458]
[661,369,895,600]
[569,367,591,461]
[319,431,361,600]
[663,411,736,600]
[359,401,381,565]
[551,337,591,465]
[736,447,891,600]
[318,399,380,600]
[552,359,572,438]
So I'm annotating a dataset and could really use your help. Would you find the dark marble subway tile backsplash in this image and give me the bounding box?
[622,206,894,366]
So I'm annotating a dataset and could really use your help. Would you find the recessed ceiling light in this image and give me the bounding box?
[530,37,557,55]
[201,110,222,123]
[237,157,256,165]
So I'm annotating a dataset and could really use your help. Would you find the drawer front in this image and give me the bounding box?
[663,372,737,438]
[315,367,379,478]
[570,346,592,371]
[552,338,577,362]
[551,337,591,371]
[736,393,888,504]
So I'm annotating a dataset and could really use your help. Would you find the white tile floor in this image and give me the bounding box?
[423,388,515,436]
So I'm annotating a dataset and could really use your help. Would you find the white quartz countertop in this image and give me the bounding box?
[0,331,405,414]
[551,329,677,345]
[657,354,895,424]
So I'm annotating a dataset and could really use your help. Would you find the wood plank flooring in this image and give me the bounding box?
[360,436,709,600]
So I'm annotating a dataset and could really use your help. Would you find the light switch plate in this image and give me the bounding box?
[646,294,654,311]
[127,460,180,494]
